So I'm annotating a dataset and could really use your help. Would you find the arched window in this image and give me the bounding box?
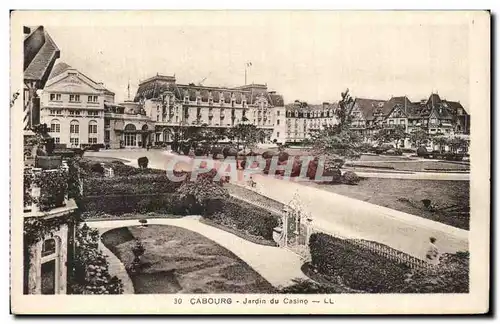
[50,119,60,133]
[124,124,136,131]
[70,120,80,147]
[88,120,98,144]
[141,124,148,131]
[41,236,61,294]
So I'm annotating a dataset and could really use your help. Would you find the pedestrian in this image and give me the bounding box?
[425,237,440,265]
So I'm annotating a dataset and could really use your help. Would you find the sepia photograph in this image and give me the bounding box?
[9,10,490,314]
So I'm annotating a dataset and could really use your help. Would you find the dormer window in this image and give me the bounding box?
[242,100,247,108]
[196,97,201,105]
[208,98,213,105]
[184,96,189,104]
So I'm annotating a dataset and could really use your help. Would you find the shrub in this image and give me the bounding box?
[138,157,149,168]
[204,198,280,240]
[177,173,229,215]
[69,224,123,294]
[83,174,181,196]
[401,252,469,293]
[417,146,428,157]
[35,168,69,210]
[341,171,360,185]
[91,163,104,174]
[309,233,409,293]
[79,193,184,216]
[280,278,340,294]
[278,151,289,163]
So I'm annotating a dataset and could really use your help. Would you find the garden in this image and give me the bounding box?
[101,225,276,293]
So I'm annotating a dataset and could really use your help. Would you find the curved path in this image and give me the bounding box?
[87,216,308,288]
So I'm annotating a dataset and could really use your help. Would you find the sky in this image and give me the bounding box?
[43,11,471,106]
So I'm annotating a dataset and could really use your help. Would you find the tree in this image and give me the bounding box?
[305,89,361,167]
[409,128,430,148]
[432,136,448,153]
[228,122,259,153]
[373,125,407,148]
[447,136,469,154]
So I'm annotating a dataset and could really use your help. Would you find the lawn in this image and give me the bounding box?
[101,225,276,294]
[225,183,285,212]
[307,178,470,230]
[346,160,470,172]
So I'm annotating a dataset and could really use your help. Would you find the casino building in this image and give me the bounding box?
[134,74,287,144]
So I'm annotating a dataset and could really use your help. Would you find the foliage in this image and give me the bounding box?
[69,224,123,294]
[280,278,341,294]
[432,136,448,153]
[67,158,82,200]
[79,193,185,216]
[400,252,469,293]
[24,212,80,247]
[23,170,33,207]
[409,128,430,148]
[177,170,229,214]
[373,125,407,148]
[91,163,105,174]
[306,89,362,163]
[205,198,280,240]
[416,146,428,157]
[309,233,410,293]
[228,123,259,152]
[83,174,182,196]
[138,157,149,169]
[447,137,469,154]
[341,171,360,185]
[34,168,69,211]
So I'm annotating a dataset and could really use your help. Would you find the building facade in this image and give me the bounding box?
[134,74,287,144]
[349,93,471,148]
[104,101,155,149]
[40,63,111,148]
[284,101,338,143]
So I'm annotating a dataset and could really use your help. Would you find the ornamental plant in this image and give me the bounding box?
[34,168,69,211]
[70,224,123,294]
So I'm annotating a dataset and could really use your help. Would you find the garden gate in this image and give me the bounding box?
[280,191,313,261]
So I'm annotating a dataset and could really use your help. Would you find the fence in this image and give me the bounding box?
[229,181,435,271]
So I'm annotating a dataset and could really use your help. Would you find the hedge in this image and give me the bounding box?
[83,174,183,196]
[309,233,409,293]
[204,198,280,241]
[79,193,188,216]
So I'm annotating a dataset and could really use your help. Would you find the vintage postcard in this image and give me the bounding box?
[10,10,490,314]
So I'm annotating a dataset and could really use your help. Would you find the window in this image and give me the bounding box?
[70,124,79,134]
[88,137,97,144]
[277,132,280,138]
[49,93,61,101]
[104,130,110,141]
[277,111,280,117]
[49,109,62,116]
[54,137,60,144]
[88,110,99,117]
[70,138,79,146]
[69,110,81,117]
[400,119,406,125]
[389,120,394,125]
[430,118,437,124]
[50,120,60,133]
[88,120,98,134]
[87,95,98,103]
[69,94,80,102]
[277,119,280,125]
